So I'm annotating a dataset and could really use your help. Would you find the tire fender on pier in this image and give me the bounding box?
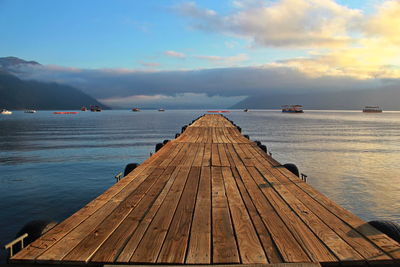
[368,220,400,243]
[284,163,300,177]
[124,163,139,176]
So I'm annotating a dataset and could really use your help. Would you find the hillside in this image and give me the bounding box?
[0,71,108,110]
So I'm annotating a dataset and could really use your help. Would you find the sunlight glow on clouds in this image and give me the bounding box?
[176,0,400,80]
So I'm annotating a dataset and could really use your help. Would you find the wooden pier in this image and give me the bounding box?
[10,114,400,266]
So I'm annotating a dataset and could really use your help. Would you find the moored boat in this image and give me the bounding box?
[24,110,36,113]
[244,109,249,112]
[0,109,12,115]
[363,106,382,113]
[158,108,165,112]
[90,105,102,112]
[81,106,88,111]
[132,108,140,112]
[282,105,304,113]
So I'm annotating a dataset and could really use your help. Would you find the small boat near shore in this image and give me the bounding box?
[282,105,304,113]
[158,108,165,112]
[24,110,36,113]
[90,105,102,112]
[81,106,88,111]
[132,108,140,112]
[363,106,382,113]
[1,109,12,115]
[244,109,249,112]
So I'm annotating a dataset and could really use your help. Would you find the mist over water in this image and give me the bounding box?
[1,110,399,262]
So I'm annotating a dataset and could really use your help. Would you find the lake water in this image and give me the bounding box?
[1,110,399,262]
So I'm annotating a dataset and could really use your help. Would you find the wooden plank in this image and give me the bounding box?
[90,166,177,263]
[230,167,283,264]
[129,166,191,263]
[192,143,205,167]
[218,144,230,167]
[203,143,211,167]
[211,166,240,264]
[233,164,310,263]
[221,167,268,264]
[115,167,182,262]
[40,167,167,263]
[246,166,343,263]
[106,264,322,267]
[211,144,221,166]
[233,143,254,166]
[186,167,212,264]
[157,167,201,263]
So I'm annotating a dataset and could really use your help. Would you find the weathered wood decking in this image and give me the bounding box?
[10,114,400,266]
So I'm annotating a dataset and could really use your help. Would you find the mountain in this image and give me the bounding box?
[231,86,400,110]
[0,56,40,68]
[0,57,109,110]
[0,71,108,110]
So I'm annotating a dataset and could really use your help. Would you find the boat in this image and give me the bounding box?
[24,110,36,113]
[132,108,140,112]
[244,109,249,112]
[81,106,88,111]
[363,106,382,113]
[0,109,12,115]
[53,112,79,114]
[282,105,304,113]
[90,105,102,112]
[158,108,165,112]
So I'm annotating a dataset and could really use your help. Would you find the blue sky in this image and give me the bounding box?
[0,0,368,69]
[1,0,399,108]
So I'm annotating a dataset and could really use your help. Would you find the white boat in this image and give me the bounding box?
[24,110,37,113]
[0,109,12,115]
[363,106,382,113]
[282,105,304,113]
[158,108,165,112]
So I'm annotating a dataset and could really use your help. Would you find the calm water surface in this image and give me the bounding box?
[1,110,399,261]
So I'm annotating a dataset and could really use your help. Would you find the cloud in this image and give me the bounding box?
[176,0,362,48]
[10,62,383,100]
[99,93,246,108]
[195,53,248,64]
[139,61,161,67]
[364,1,400,45]
[174,1,400,79]
[164,50,186,58]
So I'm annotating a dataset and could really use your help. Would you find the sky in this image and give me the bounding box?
[1,0,399,108]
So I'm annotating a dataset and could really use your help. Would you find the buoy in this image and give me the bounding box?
[284,163,300,177]
[155,143,163,152]
[124,163,139,176]
[259,145,267,153]
[369,220,400,243]
[14,220,57,254]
